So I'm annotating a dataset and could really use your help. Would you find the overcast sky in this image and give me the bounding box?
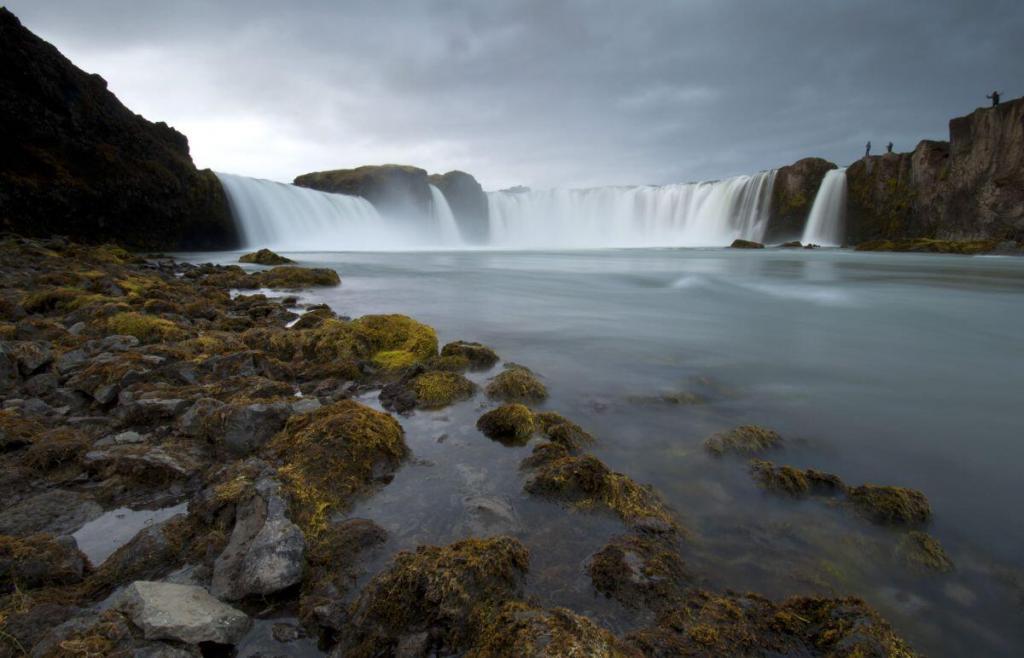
[8,0,1022,189]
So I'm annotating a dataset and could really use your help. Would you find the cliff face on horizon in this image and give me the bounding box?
[0,8,238,250]
[845,99,1024,244]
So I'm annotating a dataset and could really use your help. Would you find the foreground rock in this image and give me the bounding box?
[704,425,783,456]
[485,365,548,402]
[0,8,236,250]
[116,580,251,645]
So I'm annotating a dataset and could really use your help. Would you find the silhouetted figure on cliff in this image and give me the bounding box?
[987,91,1001,107]
[865,141,871,157]
[886,142,893,153]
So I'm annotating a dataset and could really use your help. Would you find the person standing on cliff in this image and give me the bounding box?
[886,142,893,153]
[865,141,871,157]
[987,91,1001,107]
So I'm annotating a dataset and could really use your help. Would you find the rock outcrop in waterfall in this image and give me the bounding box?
[428,171,490,243]
[765,157,838,243]
[294,165,489,243]
[0,8,237,250]
[846,98,1024,245]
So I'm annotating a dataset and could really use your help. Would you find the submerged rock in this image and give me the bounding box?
[848,484,931,526]
[749,459,846,497]
[469,601,636,657]
[533,411,594,451]
[704,425,783,456]
[626,590,919,657]
[485,365,548,403]
[588,533,690,612]
[729,239,765,249]
[251,266,340,289]
[895,531,954,573]
[523,453,677,532]
[411,370,477,409]
[115,580,251,645]
[239,248,294,265]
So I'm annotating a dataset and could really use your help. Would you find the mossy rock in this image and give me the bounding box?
[0,532,88,593]
[477,404,536,445]
[424,353,472,373]
[588,533,689,612]
[106,311,185,343]
[895,531,954,573]
[411,371,477,409]
[534,411,594,452]
[0,409,44,451]
[704,425,782,456]
[24,428,89,472]
[441,340,499,370]
[524,454,677,532]
[749,459,846,497]
[625,589,919,657]
[848,484,931,526]
[730,239,764,249]
[239,248,293,265]
[485,366,547,403]
[300,518,387,629]
[253,266,340,289]
[267,400,408,537]
[306,314,438,374]
[340,536,530,656]
[468,600,634,657]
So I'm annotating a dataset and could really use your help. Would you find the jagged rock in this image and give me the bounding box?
[0,8,237,249]
[115,581,251,645]
[211,401,293,456]
[211,478,306,600]
[0,489,103,536]
[116,398,190,425]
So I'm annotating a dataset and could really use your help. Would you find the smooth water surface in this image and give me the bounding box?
[188,247,1024,657]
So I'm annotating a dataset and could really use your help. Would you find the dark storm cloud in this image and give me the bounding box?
[7,0,1023,188]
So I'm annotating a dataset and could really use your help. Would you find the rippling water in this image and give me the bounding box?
[189,247,1024,657]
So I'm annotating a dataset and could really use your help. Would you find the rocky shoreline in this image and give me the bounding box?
[0,238,944,656]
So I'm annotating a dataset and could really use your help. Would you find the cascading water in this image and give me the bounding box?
[217,173,388,251]
[486,170,777,248]
[801,168,848,247]
[429,184,463,244]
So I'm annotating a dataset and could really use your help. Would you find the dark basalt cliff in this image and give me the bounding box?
[427,170,489,243]
[764,157,837,243]
[294,164,434,223]
[846,98,1024,244]
[0,8,238,250]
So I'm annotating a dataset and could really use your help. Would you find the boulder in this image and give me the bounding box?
[0,8,237,249]
[116,581,251,645]
[729,239,765,249]
[212,402,293,456]
[211,478,306,600]
[0,489,102,536]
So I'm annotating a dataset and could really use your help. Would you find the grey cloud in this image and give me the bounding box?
[7,0,1023,189]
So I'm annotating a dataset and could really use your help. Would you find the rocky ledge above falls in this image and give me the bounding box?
[846,97,1024,245]
[0,9,238,250]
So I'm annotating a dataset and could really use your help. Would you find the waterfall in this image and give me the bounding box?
[801,168,848,246]
[217,172,440,251]
[486,170,777,248]
[429,184,463,245]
